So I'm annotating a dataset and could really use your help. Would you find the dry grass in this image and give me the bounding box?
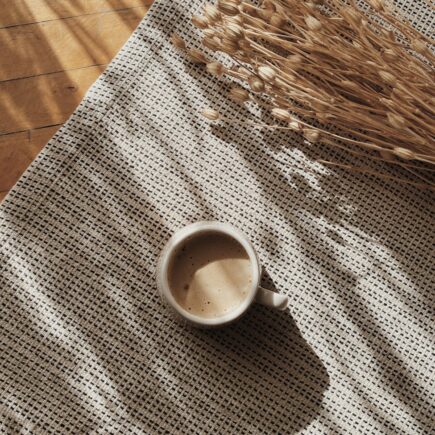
[173,0,435,189]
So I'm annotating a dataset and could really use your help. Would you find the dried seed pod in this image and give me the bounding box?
[271,108,291,122]
[202,109,221,121]
[368,0,384,12]
[269,13,286,28]
[217,0,240,16]
[171,33,186,51]
[258,8,274,21]
[220,38,239,54]
[381,49,397,62]
[393,147,414,160]
[248,76,265,93]
[262,0,276,10]
[192,15,209,29]
[412,134,427,147]
[387,112,407,129]
[289,119,301,131]
[303,128,320,143]
[202,37,220,51]
[286,54,303,67]
[412,39,428,55]
[305,15,322,31]
[378,70,396,86]
[382,29,396,42]
[229,87,250,103]
[238,66,251,78]
[340,80,359,93]
[224,23,244,41]
[225,15,244,25]
[206,62,225,76]
[188,48,207,63]
[204,4,221,23]
[258,65,276,82]
[202,28,216,39]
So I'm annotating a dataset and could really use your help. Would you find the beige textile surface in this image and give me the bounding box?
[0,1,434,433]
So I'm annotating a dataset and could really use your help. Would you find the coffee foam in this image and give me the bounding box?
[168,232,252,318]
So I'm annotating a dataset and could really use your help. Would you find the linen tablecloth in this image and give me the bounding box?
[1,1,434,433]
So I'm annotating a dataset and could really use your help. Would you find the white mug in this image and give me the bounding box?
[156,221,289,327]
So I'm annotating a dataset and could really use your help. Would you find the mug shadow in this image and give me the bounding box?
[186,306,330,434]
[262,269,280,293]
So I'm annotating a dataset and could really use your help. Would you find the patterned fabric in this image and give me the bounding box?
[1,1,434,433]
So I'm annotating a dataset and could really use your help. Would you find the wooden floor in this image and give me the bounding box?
[0,0,151,202]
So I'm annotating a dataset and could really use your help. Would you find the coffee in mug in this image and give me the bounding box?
[168,232,252,318]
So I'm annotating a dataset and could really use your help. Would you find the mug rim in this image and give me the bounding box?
[157,221,261,326]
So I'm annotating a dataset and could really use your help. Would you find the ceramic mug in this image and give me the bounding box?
[156,221,289,327]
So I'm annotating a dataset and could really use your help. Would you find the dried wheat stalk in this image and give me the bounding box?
[172,0,435,189]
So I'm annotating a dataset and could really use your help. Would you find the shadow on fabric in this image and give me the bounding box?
[198,305,330,434]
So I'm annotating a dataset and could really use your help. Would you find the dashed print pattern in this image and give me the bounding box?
[1,0,434,434]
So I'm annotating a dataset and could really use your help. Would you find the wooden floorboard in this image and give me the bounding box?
[0,2,151,202]
[0,125,60,192]
[0,65,105,135]
[0,6,148,81]
[0,0,151,28]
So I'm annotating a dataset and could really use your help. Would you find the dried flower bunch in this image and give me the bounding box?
[172,0,435,189]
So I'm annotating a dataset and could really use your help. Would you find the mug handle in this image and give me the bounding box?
[255,287,289,311]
